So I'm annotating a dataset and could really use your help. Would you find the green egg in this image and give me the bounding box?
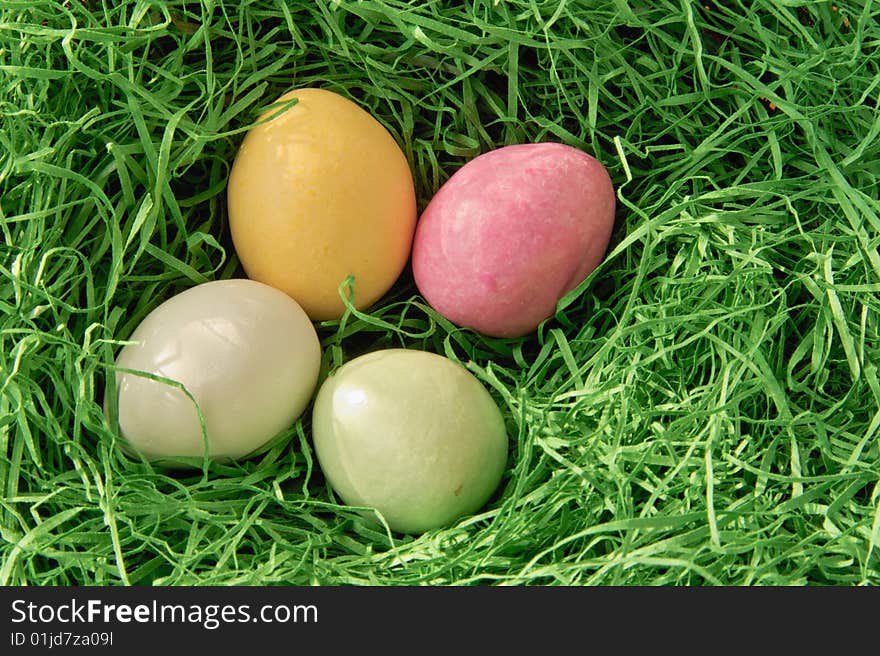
[312,349,508,534]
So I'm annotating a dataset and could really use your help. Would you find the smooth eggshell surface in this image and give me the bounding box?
[109,279,321,465]
[412,142,616,338]
[312,349,508,534]
[227,87,417,321]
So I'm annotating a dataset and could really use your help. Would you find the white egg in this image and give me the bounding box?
[107,279,321,465]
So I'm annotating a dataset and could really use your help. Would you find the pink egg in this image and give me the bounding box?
[412,143,616,338]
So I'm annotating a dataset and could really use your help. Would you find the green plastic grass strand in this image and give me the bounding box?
[1,0,879,586]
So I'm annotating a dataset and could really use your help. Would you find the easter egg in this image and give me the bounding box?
[412,142,616,338]
[312,349,508,533]
[227,87,417,321]
[108,279,321,465]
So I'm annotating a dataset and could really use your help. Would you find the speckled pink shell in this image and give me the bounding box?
[412,143,616,338]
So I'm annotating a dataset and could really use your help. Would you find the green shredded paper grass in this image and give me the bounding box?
[2,1,879,586]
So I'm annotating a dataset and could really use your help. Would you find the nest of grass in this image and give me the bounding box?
[1,1,879,585]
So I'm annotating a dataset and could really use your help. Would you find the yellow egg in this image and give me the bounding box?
[227,88,417,320]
